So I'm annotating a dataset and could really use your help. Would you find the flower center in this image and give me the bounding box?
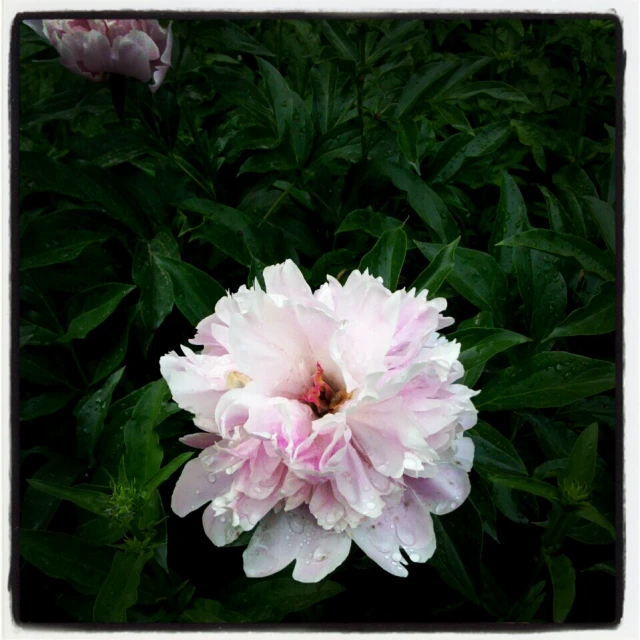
[299,363,351,416]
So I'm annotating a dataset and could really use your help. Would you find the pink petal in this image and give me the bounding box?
[111,33,153,82]
[202,504,241,546]
[350,491,436,577]
[171,454,233,517]
[263,259,313,301]
[179,432,221,449]
[407,463,471,515]
[243,507,351,583]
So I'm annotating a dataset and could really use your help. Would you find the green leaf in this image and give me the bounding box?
[181,199,253,267]
[358,228,407,291]
[547,281,615,341]
[583,561,615,576]
[20,530,114,594]
[77,517,127,546]
[489,476,561,502]
[450,327,531,372]
[319,21,358,62]
[469,477,498,541]
[396,118,420,173]
[336,209,404,238]
[376,160,460,242]
[132,232,179,332]
[442,81,531,103]
[20,390,75,422]
[225,576,344,622]
[123,379,170,485]
[289,91,314,167]
[468,421,528,477]
[93,551,153,622]
[415,242,508,326]
[75,367,125,462]
[87,305,137,385]
[434,103,474,135]
[576,503,616,539]
[310,62,355,136]
[27,479,110,517]
[21,459,81,530]
[154,256,226,327]
[490,172,530,276]
[476,352,615,410]
[411,236,459,296]
[539,186,577,236]
[559,423,598,499]
[394,61,457,118]
[142,452,194,495]
[582,196,616,254]
[20,211,112,270]
[257,58,293,140]
[463,121,512,158]
[430,501,483,605]
[195,20,275,57]
[180,599,249,623]
[497,229,615,281]
[545,554,576,623]
[65,284,136,341]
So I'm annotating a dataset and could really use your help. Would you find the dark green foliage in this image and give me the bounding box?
[18,17,617,625]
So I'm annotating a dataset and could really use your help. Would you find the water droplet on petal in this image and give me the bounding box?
[190,504,195,510]
[206,472,217,483]
[410,553,420,562]
[195,489,200,495]
[220,517,226,523]
[391,552,402,562]
[288,516,305,534]
[396,525,416,547]
[313,548,328,562]
[366,502,376,511]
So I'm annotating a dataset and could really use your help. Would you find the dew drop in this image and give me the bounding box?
[366,501,376,511]
[391,552,402,562]
[207,472,217,483]
[195,489,200,495]
[396,525,416,547]
[190,504,195,510]
[288,516,305,534]
[410,553,420,562]
[313,548,328,562]
[220,517,226,523]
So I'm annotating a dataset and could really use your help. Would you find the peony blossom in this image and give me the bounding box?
[161,261,479,583]
[24,19,173,92]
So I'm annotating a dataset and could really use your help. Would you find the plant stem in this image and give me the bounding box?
[259,182,294,227]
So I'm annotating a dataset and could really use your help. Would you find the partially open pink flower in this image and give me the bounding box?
[24,19,173,92]
[161,261,479,583]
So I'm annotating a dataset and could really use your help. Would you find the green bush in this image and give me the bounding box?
[18,18,617,624]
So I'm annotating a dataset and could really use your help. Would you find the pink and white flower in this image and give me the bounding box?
[24,19,173,92]
[161,261,478,583]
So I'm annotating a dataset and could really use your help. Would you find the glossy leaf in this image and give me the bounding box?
[490,476,561,502]
[20,530,114,594]
[27,479,110,517]
[336,209,404,238]
[154,256,226,327]
[411,236,459,296]
[75,367,125,462]
[415,242,508,326]
[497,229,615,281]
[547,281,615,340]
[358,228,407,291]
[65,284,136,341]
[93,551,153,622]
[468,421,528,477]
[477,352,615,410]
[559,423,598,499]
[545,554,575,623]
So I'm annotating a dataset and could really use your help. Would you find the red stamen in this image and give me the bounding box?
[299,363,335,414]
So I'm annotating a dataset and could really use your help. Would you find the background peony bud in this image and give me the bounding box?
[24,19,173,92]
[161,260,479,583]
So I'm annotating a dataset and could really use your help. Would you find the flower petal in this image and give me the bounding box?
[243,507,351,583]
[350,490,436,577]
[407,463,471,515]
[171,454,234,517]
[202,504,242,546]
